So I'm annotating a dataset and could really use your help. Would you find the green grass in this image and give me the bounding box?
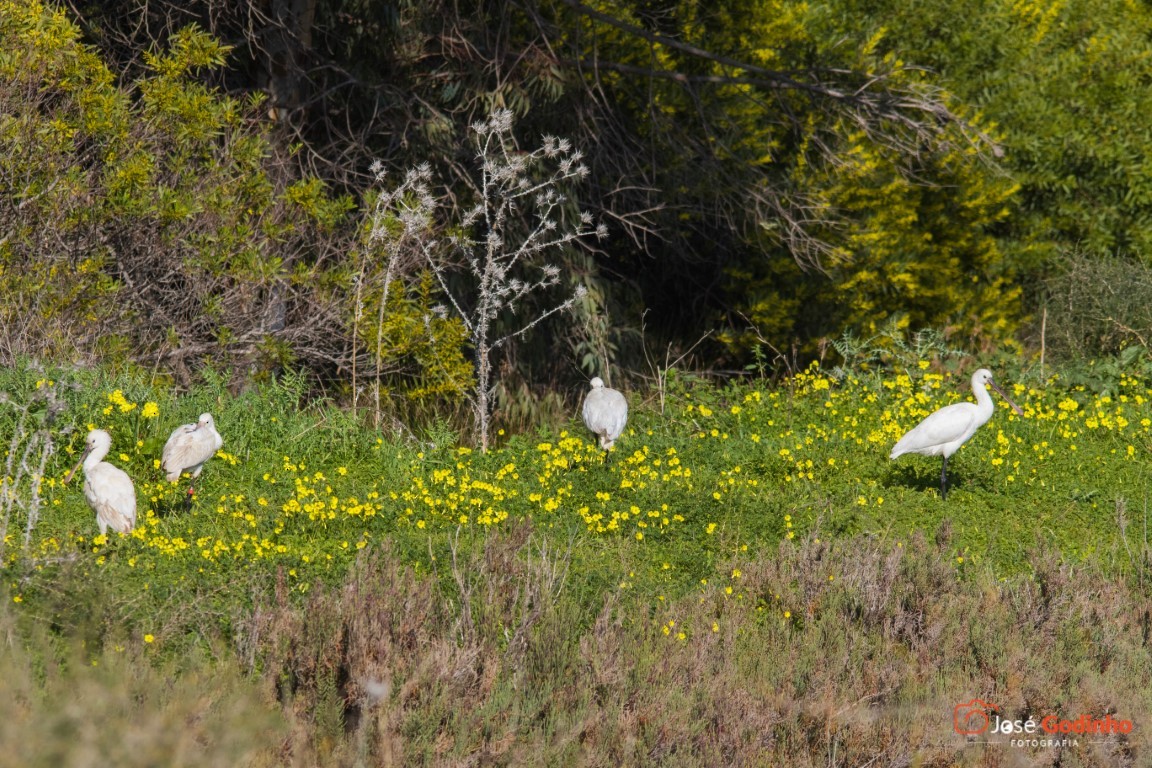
[3,360,1152,765]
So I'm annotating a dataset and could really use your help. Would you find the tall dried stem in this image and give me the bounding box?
[445,111,604,450]
[369,110,605,450]
[360,162,437,428]
[0,379,67,559]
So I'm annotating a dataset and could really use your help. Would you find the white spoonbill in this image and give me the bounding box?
[890,368,1023,499]
[161,412,223,503]
[583,377,628,451]
[65,429,137,535]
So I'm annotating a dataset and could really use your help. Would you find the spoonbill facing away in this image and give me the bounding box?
[65,429,137,534]
[161,412,223,504]
[583,377,628,451]
[890,368,1023,499]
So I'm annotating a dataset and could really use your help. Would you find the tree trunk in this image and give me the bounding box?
[256,0,317,124]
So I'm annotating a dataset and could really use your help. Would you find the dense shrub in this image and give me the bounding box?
[0,0,470,416]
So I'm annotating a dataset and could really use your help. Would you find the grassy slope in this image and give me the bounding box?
[3,361,1152,765]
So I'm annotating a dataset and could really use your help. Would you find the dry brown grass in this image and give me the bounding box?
[222,524,1152,766]
[5,523,1151,766]
[0,617,282,768]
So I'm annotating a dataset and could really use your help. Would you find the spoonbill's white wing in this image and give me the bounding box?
[162,424,218,482]
[84,462,137,534]
[583,384,628,450]
[890,402,980,459]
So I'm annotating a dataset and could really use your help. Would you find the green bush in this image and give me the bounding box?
[0,0,468,415]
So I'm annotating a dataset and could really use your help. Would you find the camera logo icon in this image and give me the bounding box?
[954,699,999,735]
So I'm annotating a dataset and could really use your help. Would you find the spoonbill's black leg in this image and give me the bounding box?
[940,456,949,500]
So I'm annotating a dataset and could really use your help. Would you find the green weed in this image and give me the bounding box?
[3,359,1152,763]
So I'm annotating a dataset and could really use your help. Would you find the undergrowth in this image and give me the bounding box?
[3,359,1152,764]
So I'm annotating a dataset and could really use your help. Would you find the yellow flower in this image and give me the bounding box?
[141,402,160,419]
[144,634,155,643]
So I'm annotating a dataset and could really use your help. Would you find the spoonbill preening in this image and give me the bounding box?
[583,377,628,451]
[161,412,223,504]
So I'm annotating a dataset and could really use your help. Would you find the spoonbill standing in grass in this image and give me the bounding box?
[890,368,1023,500]
[583,377,628,452]
[65,429,137,535]
[161,412,223,506]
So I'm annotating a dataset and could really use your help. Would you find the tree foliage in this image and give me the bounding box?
[0,0,468,413]
[817,0,1152,269]
[547,1,1020,354]
[51,0,1025,373]
[12,0,1152,401]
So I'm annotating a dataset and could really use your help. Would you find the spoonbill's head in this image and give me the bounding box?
[86,429,113,454]
[196,413,215,430]
[65,429,112,483]
[977,369,1023,416]
[590,377,605,390]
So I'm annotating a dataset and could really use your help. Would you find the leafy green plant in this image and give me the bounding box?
[828,319,968,381]
[0,2,358,384]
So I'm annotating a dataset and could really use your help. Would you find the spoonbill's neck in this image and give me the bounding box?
[971,375,994,418]
[84,441,111,470]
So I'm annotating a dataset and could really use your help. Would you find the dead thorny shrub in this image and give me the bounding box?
[721,529,1152,766]
[0,373,71,559]
[240,528,573,764]
[1039,249,1152,362]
